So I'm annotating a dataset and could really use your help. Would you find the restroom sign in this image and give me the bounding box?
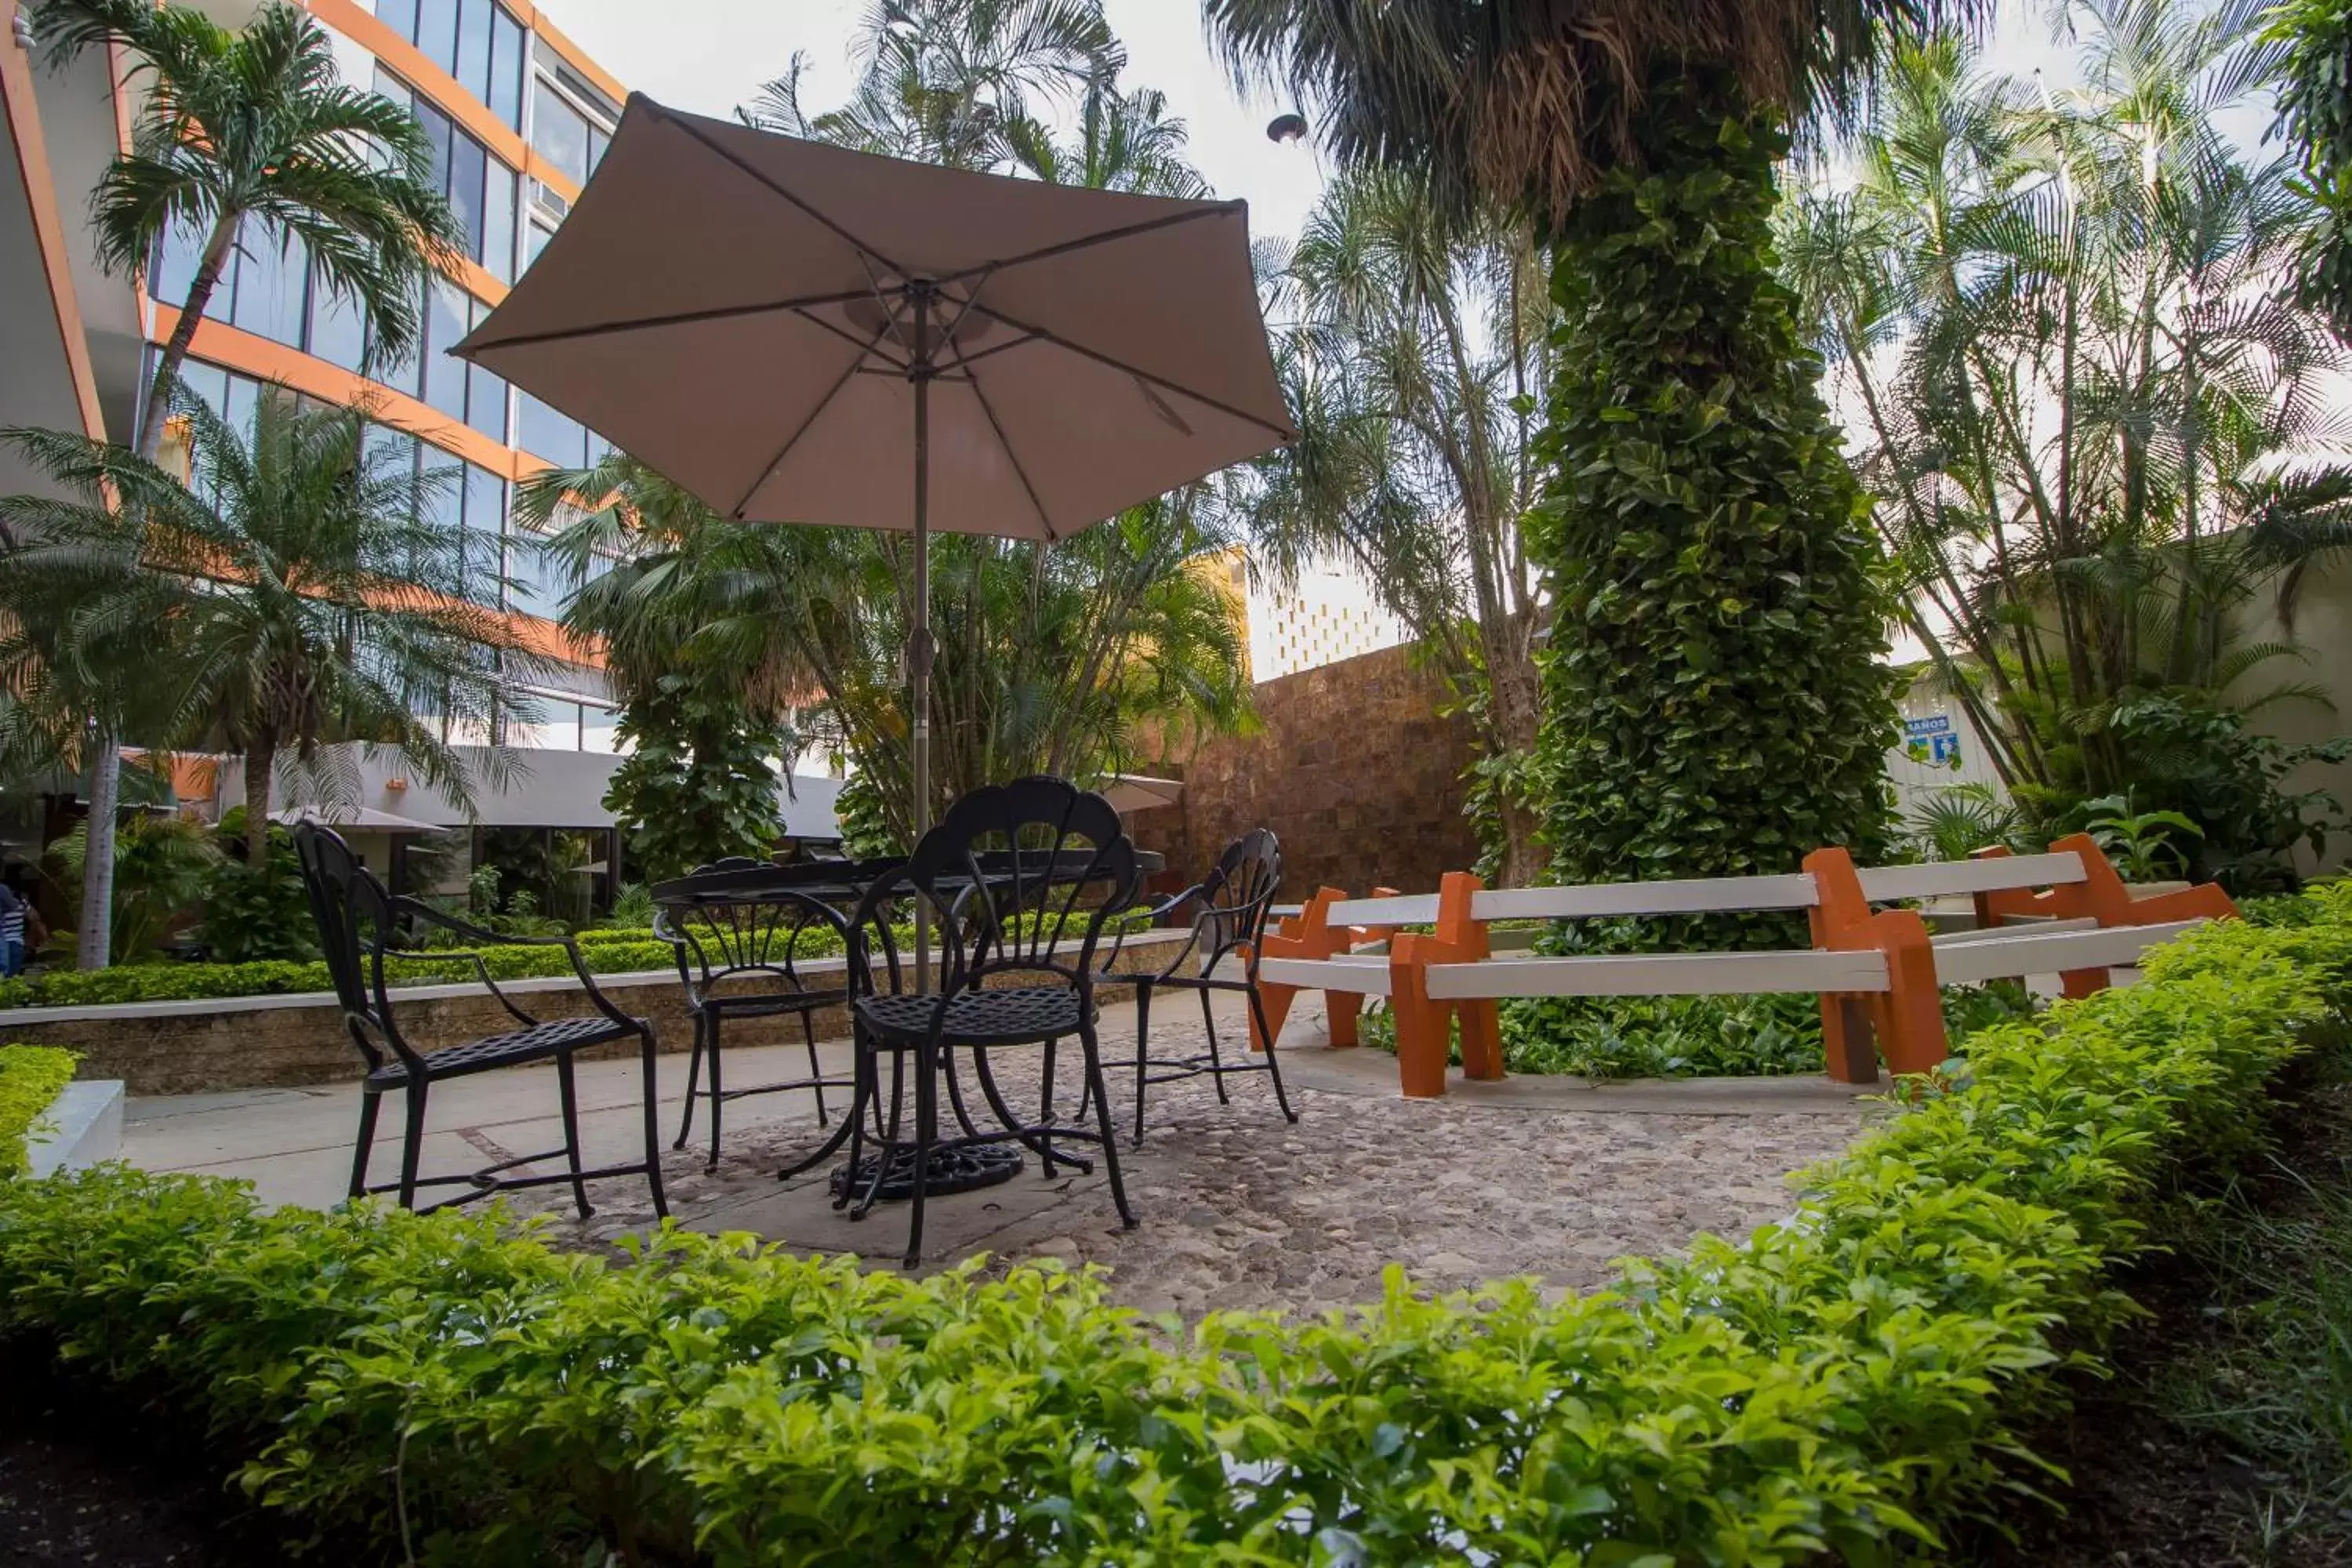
[1904,714,1962,768]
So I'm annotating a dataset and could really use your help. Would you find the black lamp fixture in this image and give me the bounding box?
[1265,113,1308,146]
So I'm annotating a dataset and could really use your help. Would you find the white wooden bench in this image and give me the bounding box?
[1256,835,2236,1098]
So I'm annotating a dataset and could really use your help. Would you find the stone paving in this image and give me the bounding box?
[502,993,1882,1317]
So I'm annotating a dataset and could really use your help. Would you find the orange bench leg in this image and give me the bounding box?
[1391,985,1450,1099]
[1250,982,1298,1054]
[1457,999,1504,1080]
[1324,991,1363,1048]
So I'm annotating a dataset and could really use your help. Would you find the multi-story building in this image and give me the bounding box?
[0,0,840,891]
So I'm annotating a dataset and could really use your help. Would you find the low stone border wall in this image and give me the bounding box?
[0,932,1196,1096]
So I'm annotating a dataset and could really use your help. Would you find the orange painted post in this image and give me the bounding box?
[1249,887,1345,1053]
[2043,832,2238,999]
[1802,848,1949,1079]
[1386,872,1502,1095]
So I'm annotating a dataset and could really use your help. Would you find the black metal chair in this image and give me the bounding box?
[1091,829,1296,1145]
[655,868,858,1171]
[834,776,1140,1267]
[293,822,668,1219]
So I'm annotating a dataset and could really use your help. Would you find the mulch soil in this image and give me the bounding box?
[1960,1062,2352,1568]
[0,1344,341,1567]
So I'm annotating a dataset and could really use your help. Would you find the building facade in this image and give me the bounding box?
[0,0,838,875]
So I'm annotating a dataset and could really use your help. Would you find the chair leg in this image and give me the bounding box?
[803,1009,829,1127]
[348,1090,382,1200]
[1035,1040,1062,1178]
[1250,985,1299,1124]
[673,1012,706,1151]
[704,1011,725,1173]
[638,1025,670,1221]
[555,1051,593,1220]
[1199,985,1232,1105]
[1131,981,1154,1146]
[396,1082,429,1210]
[1078,1020,1136,1229]
[904,1040,938,1269]
[836,1041,869,1214]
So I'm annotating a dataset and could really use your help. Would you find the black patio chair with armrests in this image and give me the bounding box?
[1088,828,1296,1145]
[293,822,668,1218]
[834,776,1141,1267]
[655,869,859,1171]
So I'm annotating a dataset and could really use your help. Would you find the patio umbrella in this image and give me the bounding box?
[452,96,1293,861]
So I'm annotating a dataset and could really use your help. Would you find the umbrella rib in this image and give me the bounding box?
[964,370,1058,542]
[728,324,894,519]
[459,288,884,354]
[964,302,1298,442]
[789,304,913,371]
[653,106,909,278]
[938,202,1246,284]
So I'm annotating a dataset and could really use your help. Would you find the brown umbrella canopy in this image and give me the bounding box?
[452,96,1294,539]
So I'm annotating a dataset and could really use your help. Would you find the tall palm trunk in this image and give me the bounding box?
[242,738,276,869]
[74,212,240,968]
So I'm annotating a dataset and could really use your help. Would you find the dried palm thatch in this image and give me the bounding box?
[1206,0,1990,223]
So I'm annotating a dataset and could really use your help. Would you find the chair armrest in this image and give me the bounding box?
[380,942,542,1028]
[1098,884,1203,972]
[390,901,641,1033]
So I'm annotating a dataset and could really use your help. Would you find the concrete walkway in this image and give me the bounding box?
[123,994,1883,1315]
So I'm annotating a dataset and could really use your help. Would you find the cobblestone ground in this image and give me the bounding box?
[515,996,1875,1317]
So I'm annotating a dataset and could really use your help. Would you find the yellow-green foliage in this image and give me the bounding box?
[0,1045,78,1178]
[1,894,2347,1562]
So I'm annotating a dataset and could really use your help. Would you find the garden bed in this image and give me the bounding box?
[0,892,2344,1561]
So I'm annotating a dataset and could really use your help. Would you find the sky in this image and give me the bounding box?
[532,1,2284,252]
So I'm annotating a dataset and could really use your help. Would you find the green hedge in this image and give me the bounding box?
[2,896,2343,1561]
[0,1045,78,1178]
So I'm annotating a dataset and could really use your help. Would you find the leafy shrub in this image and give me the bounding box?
[0,1044,77,1178]
[198,826,318,964]
[0,939,686,1011]
[6,904,2337,1560]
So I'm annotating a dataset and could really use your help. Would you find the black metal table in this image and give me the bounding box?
[649,850,1160,1200]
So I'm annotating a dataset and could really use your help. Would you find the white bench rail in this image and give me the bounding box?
[1930,920,2204,989]
[1853,851,2088,904]
[1421,949,1892,1001]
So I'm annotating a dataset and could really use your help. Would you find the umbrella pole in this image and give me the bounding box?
[911,285,933,993]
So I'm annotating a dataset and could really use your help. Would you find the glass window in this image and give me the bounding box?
[580,702,620,754]
[463,463,506,601]
[447,127,487,263]
[524,218,554,271]
[466,361,508,442]
[587,123,608,176]
[372,64,409,114]
[306,271,367,372]
[481,157,517,282]
[150,218,210,314]
[454,0,492,103]
[416,0,459,78]
[423,277,470,422]
[175,359,230,423]
[487,5,524,129]
[517,392,586,468]
[418,448,463,537]
[378,0,418,39]
[231,222,307,349]
[506,528,565,619]
[531,79,590,186]
[223,375,260,442]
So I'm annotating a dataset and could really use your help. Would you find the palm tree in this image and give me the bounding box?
[1776,5,2352,875]
[30,0,461,960]
[0,389,533,871]
[1207,1,1977,893]
[1235,169,1551,883]
[1003,74,1207,196]
[740,0,1114,171]
[521,456,1251,855]
[2267,0,2352,332]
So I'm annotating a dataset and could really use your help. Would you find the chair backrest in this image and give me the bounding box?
[655,864,852,1000]
[292,822,406,1076]
[1193,829,1282,977]
[851,776,1139,996]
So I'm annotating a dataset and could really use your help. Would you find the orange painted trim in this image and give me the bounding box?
[154,303,553,483]
[514,4,628,113]
[2,34,109,441]
[307,0,532,173]
[523,151,581,207]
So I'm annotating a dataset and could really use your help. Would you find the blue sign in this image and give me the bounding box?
[1903,714,1962,768]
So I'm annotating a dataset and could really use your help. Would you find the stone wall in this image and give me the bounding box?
[1134,642,1480,900]
[0,934,1193,1096]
